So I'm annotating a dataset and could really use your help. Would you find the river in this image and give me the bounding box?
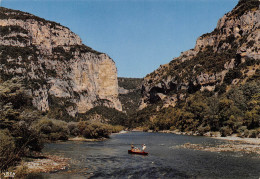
[30,132,260,179]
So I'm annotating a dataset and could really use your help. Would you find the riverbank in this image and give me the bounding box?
[149,129,260,145]
[144,129,260,155]
[14,154,70,178]
[213,136,260,145]
[13,137,108,177]
[173,133,260,155]
[178,141,260,155]
[68,136,107,142]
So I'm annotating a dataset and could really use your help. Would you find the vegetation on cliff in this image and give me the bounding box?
[137,0,260,137]
[131,78,259,137]
[118,77,143,114]
[0,77,123,171]
[230,0,259,17]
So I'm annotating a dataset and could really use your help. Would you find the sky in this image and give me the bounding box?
[1,0,238,78]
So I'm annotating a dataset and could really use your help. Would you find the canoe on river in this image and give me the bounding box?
[128,150,148,155]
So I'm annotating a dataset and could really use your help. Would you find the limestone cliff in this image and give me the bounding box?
[141,0,259,109]
[0,7,122,116]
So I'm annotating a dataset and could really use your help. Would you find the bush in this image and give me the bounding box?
[231,0,259,17]
[77,121,114,139]
[248,130,257,138]
[237,126,249,137]
[110,125,124,133]
[35,118,69,141]
[15,162,28,178]
[224,69,242,84]
[0,130,16,170]
[68,122,80,136]
[220,126,233,137]
[197,125,210,136]
[12,121,44,153]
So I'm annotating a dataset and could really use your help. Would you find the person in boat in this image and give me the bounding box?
[142,144,146,151]
[134,147,140,152]
[131,144,138,152]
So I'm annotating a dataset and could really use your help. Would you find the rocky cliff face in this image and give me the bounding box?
[141,0,259,109]
[0,7,122,116]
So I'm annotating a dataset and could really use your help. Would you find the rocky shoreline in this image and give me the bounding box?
[177,141,260,156]
[14,154,70,178]
[146,129,260,155]
[68,136,107,142]
[14,138,104,177]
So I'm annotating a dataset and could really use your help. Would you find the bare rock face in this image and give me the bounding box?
[0,7,122,116]
[141,0,260,108]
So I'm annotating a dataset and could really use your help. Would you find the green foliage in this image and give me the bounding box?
[247,40,255,48]
[70,44,102,56]
[35,118,69,141]
[135,79,259,137]
[53,46,73,61]
[0,130,16,170]
[118,77,143,114]
[231,0,259,17]
[0,78,45,170]
[118,77,143,90]
[224,69,242,84]
[0,7,64,29]
[126,103,159,128]
[52,44,103,61]
[3,35,29,44]
[248,130,257,138]
[237,126,249,137]
[161,46,238,89]
[47,95,74,122]
[0,45,37,59]
[0,25,28,36]
[220,126,233,137]
[77,121,121,139]
[77,106,128,126]
[79,121,110,139]
[119,91,142,114]
[68,122,80,136]
[214,84,227,94]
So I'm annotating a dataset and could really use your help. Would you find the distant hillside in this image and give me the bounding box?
[137,0,260,137]
[118,77,143,114]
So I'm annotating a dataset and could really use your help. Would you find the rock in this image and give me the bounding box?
[141,2,259,107]
[0,7,122,115]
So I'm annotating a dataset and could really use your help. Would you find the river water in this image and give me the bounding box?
[32,132,259,179]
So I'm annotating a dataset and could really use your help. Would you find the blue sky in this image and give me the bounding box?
[2,0,238,78]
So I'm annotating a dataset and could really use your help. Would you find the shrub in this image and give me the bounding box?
[231,0,259,17]
[224,69,242,84]
[77,121,115,139]
[15,162,28,178]
[248,130,257,138]
[237,126,249,137]
[220,126,233,137]
[68,122,80,136]
[0,130,16,170]
[197,125,211,136]
[79,106,128,126]
[12,121,44,153]
[35,118,69,141]
[0,26,28,36]
[110,125,124,133]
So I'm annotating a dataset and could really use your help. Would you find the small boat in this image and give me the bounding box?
[128,150,148,155]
